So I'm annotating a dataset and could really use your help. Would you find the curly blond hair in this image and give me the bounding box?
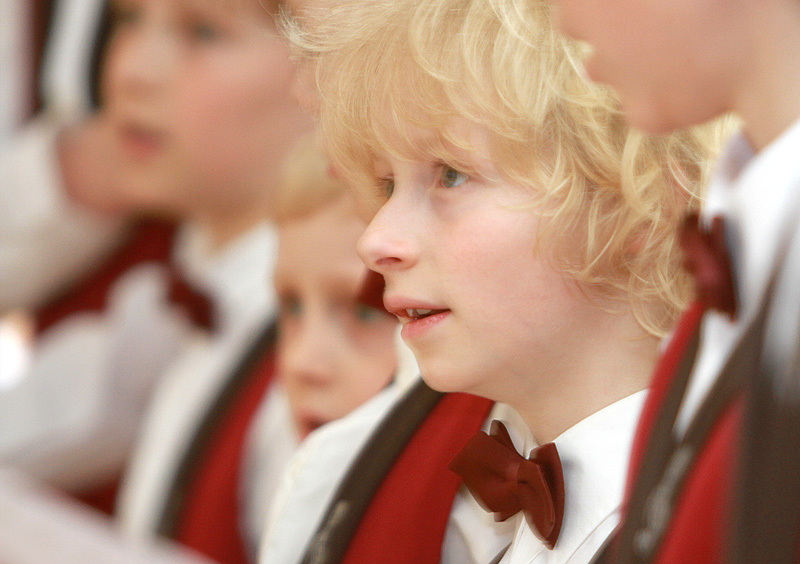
[286,0,729,336]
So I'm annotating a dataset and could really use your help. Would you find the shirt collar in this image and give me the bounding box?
[702,116,800,322]
[173,221,279,334]
[504,391,647,563]
[549,390,646,560]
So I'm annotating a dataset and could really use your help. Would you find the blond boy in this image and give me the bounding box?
[265,0,723,562]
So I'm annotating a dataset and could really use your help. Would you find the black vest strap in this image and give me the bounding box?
[156,320,278,537]
[731,229,800,564]
[300,379,443,564]
[616,237,795,564]
[616,300,767,564]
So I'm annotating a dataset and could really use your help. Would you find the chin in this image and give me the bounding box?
[417,365,457,393]
[418,362,482,396]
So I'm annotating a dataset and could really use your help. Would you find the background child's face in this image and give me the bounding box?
[550,0,745,133]
[102,0,312,217]
[357,125,618,404]
[275,196,398,439]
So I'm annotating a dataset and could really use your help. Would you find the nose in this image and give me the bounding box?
[357,194,419,276]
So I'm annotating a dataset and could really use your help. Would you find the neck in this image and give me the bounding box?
[734,1,800,151]
[196,205,269,253]
[508,309,659,445]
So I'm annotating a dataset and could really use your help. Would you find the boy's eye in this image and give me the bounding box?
[111,3,142,29]
[354,304,382,322]
[441,166,469,188]
[189,21,221,41]
[280,297,303,317]
[380,178,395,199]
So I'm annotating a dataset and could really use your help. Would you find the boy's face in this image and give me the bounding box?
[358,124,612,403]
[275,196,398,440]
[549,0,744,133]
[102,0,311,217]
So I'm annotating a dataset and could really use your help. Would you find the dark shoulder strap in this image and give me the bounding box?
[730,232,800,564]
[156,319,279,537]
[617,255,788,564]
[29,0,54,116]
[732,352,800,564]
[616,301,767,564]
[588,527,618,564]
[88,2,112,108]
[300,380,443,564]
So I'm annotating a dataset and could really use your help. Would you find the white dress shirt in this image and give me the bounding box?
[117,221,280,540]
[0,193,180,491]
[259,376,517,564]
[499,391,646,564]
[1,0,104,151]
[0,468,216,564]
[242,383,301,557]
[0,0,119,311]
[675,117,800,435]
[0,0,32,150]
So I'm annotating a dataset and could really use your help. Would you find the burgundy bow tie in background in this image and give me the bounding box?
[678,213,738,320]
[166,269,216,332]
[449,420,565,550]
[357,270,390,315]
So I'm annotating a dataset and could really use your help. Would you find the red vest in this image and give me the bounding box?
[653,403,740,564]
[341,392,495,564]
[171,345,278,564]
[621,302,739,564]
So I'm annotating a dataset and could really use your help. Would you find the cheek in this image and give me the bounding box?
[275,321,309,381]
[342,323,398,389]
[100,34,134,105]
[451,217,536,292]
[177,84,261,156]
[176,58,294,158]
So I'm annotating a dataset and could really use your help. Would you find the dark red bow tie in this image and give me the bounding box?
[449,420,565,549]
[678,213,738,320]
[166,268,216,332]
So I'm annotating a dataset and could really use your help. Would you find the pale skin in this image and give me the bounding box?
[99,0,312,249]
[275,195,398,440]
[550,0,800,150]
[57,115,129,215]
[358,124,657,444]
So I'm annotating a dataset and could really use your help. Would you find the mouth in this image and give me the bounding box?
[117,121,165,160]
[385,298,449,323]
[385,296,451,340]
[400,308,449,321]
